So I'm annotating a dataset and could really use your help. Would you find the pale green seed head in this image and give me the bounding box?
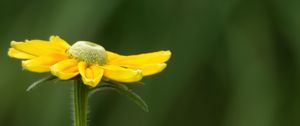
[67,41,108,65]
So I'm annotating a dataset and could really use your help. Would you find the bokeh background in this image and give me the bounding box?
[1,0,300,126]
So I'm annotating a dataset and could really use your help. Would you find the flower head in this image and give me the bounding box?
[8,36,171,87]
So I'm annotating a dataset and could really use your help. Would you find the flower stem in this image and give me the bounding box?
[73,77,89,126]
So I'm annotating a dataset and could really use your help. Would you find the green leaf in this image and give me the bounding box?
[92,82,149,112]
[26,75,57,92]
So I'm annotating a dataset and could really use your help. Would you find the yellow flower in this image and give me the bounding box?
[8,36,171,87]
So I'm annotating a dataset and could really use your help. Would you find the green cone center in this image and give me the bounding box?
[67,41,108,65]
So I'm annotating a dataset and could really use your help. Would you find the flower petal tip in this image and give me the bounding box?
[163,50,172,61]
[10,41,18,46]
[82,79,99,87]
[7,48,36,59]
[49,35,61,41]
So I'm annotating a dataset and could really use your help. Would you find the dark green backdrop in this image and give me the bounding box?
[1,0,300,126]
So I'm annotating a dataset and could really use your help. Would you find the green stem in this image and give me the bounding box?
[73,78,89,126]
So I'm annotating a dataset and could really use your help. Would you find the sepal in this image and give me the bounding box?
[26,75,57,91]
[91,82,149,112]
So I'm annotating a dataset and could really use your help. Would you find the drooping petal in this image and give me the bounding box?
[108,50,171,65]
[8,48,36,59]
[78,62,104,87]
[102,65,143,83]
[22,53,68,73]
[10,36,70,58]
[107,50,171,76]
[50,59,79,80]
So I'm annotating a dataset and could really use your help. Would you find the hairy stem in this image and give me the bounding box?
[73,78,89,126]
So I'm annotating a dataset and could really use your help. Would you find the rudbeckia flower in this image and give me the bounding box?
[8,36,171,87]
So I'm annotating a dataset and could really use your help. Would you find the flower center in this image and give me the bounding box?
[67,41,108,65]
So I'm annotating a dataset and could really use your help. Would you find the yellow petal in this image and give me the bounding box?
[22,53,68,73]
[78,62,104,87]
[108,50,171,65]
[102,65,143,83]
[107,50,171,76]
[50,59,79,80]
[10,36,70,57]
[106,51,122,62]
[8,48,36,59]
[133,63,167,76]
[49,36,71,49]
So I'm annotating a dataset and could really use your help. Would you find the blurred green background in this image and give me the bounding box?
[0,0,300,126]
